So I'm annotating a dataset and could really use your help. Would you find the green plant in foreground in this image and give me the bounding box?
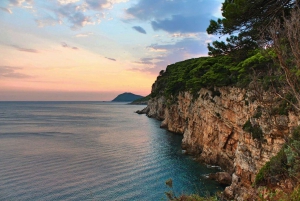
[284,126,300,178]
[164,179,219,201]
[255,148,288,185]
[255,126,300,187]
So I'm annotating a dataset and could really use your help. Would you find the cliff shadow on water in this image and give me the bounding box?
[140,117,227,197]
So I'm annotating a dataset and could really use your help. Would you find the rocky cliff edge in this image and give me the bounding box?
[140,86,299,200]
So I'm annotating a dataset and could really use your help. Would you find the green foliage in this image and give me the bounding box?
[270,93,296,115]
[164,179,219,201]
[257,185,300,201]
[131,94,151,104]
[284,126,300,176]
[242,119,264,141]
[292,126,300,141]
[151,51,274,99]
[242,119,252,133]
[255,126,300,187]
[206,0,297,58]
[290,185,300,201]
[255,161,271,185]
[255,148,288,185]
[285,139,300,177]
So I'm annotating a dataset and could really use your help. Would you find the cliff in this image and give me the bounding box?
[143,86,299,200]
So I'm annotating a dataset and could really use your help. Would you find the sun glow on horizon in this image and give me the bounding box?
[0,0,222,100]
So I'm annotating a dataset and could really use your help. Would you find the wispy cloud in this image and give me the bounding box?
[0,66,32,78]
[171,33,198,38]
[57,0,80,5]
[146,45,167,53]
[130,38,209,74]
[85,0,129,10]
[0,7,12,14]
[24,0,128,29]
[132,26,147,34]
[8,0,33,6]
[134,57,153,65]
[61,42,79,50]
[11,45,39,53]
[36,16,62,27]
[75,32,94,37]
[151,14,211,33]
[105,57,116,61]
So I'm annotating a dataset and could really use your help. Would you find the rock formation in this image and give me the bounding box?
[142,86,299,200]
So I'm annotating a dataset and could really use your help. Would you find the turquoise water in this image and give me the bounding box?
[0,102,224,200]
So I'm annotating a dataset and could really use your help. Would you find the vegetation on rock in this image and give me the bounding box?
[130,94,150,104]
[242,119,264,141]
[151,51,273,99]
[150,1,300,200]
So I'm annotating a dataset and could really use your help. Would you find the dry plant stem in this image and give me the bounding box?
[285,9,300,69]
[269,7,300,111]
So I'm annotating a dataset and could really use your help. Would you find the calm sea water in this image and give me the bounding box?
[0,102,224,201]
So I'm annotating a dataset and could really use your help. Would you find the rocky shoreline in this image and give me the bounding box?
[136,86,299,200]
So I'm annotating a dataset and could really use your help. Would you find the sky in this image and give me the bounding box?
[0,0,223,101]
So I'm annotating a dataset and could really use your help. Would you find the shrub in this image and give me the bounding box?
[243,119,264,141]
[242,119,252,133]
[150,50,275,100]
[292,126,300,141]
[255,148,288,185]
[285,140,300,177]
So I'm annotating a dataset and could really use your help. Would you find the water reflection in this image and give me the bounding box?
[0,102,224,200]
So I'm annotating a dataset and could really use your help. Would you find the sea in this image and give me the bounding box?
[0,102,224,201]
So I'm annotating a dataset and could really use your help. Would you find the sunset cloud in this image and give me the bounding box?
[134,57,153,65]
[61,42,78,50]
[11,45,39,53]
[131,38,209,74]
[0,0,222,100]
[105,57,116,61]
[0,66,32,78]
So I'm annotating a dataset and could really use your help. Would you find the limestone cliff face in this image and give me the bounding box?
[145,87,299,200]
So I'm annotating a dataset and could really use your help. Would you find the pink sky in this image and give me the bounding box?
[0,0,222,100]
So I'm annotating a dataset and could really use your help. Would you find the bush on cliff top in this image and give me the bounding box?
[151,50,274,99]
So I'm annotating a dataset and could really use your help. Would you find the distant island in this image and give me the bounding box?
[111,92,144,102]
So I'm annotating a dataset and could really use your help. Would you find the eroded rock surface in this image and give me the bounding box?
[142,87,299,200]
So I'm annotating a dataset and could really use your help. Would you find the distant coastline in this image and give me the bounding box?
[111,92,144,102]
